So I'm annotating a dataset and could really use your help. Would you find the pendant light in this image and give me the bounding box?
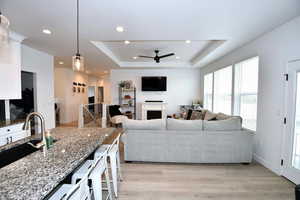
[72,0,84,72]
[0,11,10,45]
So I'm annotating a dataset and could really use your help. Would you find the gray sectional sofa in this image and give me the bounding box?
[122,115,254,164]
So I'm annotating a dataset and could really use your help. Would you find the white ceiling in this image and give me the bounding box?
[1,0,299,75]
[92,40,225,68]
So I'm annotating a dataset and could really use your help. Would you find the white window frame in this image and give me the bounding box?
[203,56,259,131]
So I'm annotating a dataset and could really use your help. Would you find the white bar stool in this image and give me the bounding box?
[94,133,122,198]
[72,133,123,198]
[49,163,91,200]
[71,150,113,200]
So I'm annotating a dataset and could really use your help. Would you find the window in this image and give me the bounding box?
[203,73,213,110]
[202,57,259,131]
[10,71,35,121]
[0,100,5,121]
[234,57,259,130]
[213,66,232,115]
[0,71,35,123]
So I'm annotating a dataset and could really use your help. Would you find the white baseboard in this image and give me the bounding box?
[253,153,281,175]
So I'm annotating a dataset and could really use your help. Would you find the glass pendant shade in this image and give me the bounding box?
[72,53,84,72]
[0,13,10,45]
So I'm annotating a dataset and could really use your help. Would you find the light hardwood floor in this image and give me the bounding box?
[59,126,295,199]
[118,162,295,200]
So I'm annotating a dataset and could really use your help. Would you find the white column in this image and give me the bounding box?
[78,104,84,128]
[102,103,107,128]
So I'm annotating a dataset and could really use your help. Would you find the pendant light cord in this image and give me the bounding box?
[76,0,79,55]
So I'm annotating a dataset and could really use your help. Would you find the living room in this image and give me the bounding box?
[0,0,300,200]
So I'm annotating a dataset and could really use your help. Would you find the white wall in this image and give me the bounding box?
[54,68,88,124]
[21,45,55,129]
[54,68,102,124]
[110,69,201,119]
[200,16,300,175]
[98,74,111,103]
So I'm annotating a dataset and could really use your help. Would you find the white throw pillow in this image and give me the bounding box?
[123,119,166,130]
[167,118,203,130]
[203,117,242,131]
[204,110,217,120]
[216,112,231,120]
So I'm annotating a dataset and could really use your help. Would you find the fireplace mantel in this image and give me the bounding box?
[141,102,167,120]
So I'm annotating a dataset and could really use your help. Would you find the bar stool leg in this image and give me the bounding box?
[105,165,113,200]
[117,150,123,182]
[92,175,102,200]
[110,154,118,197]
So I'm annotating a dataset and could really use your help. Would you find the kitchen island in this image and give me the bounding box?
[0,127,116,200]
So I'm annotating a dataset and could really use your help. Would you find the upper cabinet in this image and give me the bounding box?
[0,32,26,99]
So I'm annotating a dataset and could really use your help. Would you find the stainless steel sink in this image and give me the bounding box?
[0,139,57,169]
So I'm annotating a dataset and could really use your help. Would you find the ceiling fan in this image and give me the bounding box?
[139,50,175,63]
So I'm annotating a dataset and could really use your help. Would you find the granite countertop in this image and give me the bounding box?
[0,127,116,200]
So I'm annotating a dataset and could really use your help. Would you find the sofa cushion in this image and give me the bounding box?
[203,117,242,131]
[123,119,166,130]
[167,118,203,130]
[190,111,203,120]
[204,110,217,121]
[216,112,231,120]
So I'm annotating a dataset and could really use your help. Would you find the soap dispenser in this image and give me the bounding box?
[45,130,54,149]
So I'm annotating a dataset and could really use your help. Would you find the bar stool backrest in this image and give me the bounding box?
[62,173,91,200]
[90,148,108,177]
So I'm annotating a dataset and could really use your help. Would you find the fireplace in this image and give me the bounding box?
[141,102,167,120]
[147,110,162,120]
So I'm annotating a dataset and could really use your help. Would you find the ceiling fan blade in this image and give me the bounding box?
[138,56,155,58]
[158,53,175,59]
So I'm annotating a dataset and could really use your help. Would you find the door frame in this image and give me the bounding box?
[281,59,300,184]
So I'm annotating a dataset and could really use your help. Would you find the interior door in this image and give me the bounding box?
[88,86,95,113]
[283,60,300,184]
[98,87,104,103]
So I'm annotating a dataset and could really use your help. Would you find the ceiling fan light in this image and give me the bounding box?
[72,54,85,72]
[0,12,10,45]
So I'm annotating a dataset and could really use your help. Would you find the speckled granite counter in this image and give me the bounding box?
[0,127,115,200]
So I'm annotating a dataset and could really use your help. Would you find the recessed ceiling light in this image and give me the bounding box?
[124,40,130,44]
[58,61,64,65]
[185,40,191,44]
[42,29,52,34]
[176,56,180,59]
[116,26,124,32]
[132,56,137,60]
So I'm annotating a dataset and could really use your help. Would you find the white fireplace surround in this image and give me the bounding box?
[141,102,167,120]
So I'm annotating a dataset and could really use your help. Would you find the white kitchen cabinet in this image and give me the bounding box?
[11,131,29,142]
[0,63,22,99]
[0,32,25,99]
[0,123,29,146]
[0,135,10,146]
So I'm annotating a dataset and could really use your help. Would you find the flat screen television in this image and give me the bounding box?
[141,76,167,91]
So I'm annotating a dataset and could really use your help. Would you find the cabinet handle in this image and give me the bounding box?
[6,137,9,144]
[10,136,12,143]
